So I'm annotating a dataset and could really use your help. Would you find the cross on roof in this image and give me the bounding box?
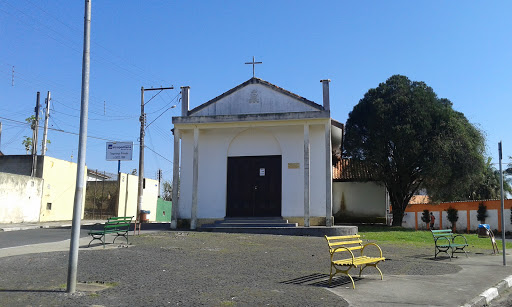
[245,56,262,78]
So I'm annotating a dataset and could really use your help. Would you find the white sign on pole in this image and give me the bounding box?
[106,142,133,161]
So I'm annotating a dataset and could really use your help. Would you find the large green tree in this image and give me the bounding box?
[344,75,485,226]
[466,157,512,200]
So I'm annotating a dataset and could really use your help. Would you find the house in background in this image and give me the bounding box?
[87,169,112,182]
[0,155,86,223]
[332,159,389,223]
[171,77,342,229]
[0,155,161,223]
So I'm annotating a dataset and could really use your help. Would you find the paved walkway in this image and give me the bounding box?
[1,222,511,306]
[327,253,512,306]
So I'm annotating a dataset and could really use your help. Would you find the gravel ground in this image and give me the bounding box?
[0,231,466,307]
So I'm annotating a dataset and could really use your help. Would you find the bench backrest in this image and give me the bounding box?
[325,235,364,253]
[431,229,454,239]
[105,216,133,231]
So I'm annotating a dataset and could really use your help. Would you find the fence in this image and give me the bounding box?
[403,199,512,233]
[84,170,119,220]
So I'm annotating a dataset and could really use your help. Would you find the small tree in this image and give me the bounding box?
[420,209,431,229]
[446,207,459,231]
[22,136,32,154]
[162,180,172,201]
[477,202,488,224]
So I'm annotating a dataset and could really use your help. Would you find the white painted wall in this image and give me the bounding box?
[117,173,159,221]
[469,209,499,231]
[401,211,415,228]
[0,172,43,223]
[39,156,86,222]
[440,210,467,231]
[191,84,319,116]
[332,181,386,218]
[177,122,328,220]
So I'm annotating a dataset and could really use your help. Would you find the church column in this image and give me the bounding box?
[170,128,180,229]
[325,120,333,227]
[191,127,199,230]
[304,123,310,227]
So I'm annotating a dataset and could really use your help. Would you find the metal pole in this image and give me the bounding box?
[42,91,51,155]
[157,169,161,198]
[33,92,40,155]
[137,87,145,224]
[66,0,91,293]
[31,92,40,177]
[0,122,2,152]
[499,141,506,265]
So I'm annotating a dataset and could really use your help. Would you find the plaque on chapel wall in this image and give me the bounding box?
[288,163,300,169]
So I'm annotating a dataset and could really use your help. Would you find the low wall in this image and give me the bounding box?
[403,199,512,233]
[0,172,43,223]
[333,181,387,221]
[117,173,159,221]
[156,199,172,222]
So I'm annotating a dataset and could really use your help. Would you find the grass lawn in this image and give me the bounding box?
[358,225,512,250]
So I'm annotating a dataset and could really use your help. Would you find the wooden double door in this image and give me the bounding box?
[226,155,282,217]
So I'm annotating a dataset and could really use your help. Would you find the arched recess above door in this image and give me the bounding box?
[227,128,282,157]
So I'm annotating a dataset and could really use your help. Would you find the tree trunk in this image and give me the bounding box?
[392,209,403,226]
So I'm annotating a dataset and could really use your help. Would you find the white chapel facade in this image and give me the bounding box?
[170,78,343,229]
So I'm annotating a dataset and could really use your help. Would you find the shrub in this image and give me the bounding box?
[477,202,488,224]
[420,210,430,228]
[446,207,459,230]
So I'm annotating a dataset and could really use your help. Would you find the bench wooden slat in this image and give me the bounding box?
[334,256,386,266]
[331,246,364,252]
[328,240,363,247]
[325,235,361,240]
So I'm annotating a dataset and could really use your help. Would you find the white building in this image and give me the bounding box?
[170,77,346,229]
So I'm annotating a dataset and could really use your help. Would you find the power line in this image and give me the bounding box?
[145,144,172,163]
[0,116,122,142]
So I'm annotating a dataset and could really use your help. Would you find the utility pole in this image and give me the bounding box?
[31,92,40,177]
[0,122,2,152]
[137,86,173,227]
[67,0,91,294]
[42,91,51,155]
[499,141,506,266]
[157,169,162,198]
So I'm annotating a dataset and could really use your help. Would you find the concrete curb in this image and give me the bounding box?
[463,275,512,307]
[0,222,99,232]
[1,225,41,232]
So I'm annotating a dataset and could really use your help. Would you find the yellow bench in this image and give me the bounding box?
[325,234,385,289]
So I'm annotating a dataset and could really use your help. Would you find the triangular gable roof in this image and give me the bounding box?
[188,77,324,116]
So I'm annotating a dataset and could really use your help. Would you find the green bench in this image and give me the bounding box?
[88,216,133,248]
[431,229,468,260]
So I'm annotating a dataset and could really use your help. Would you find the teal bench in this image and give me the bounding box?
[431,229,468,260]
[88,216,133,248]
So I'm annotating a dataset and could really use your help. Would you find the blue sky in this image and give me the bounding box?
[1,0,511,183]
